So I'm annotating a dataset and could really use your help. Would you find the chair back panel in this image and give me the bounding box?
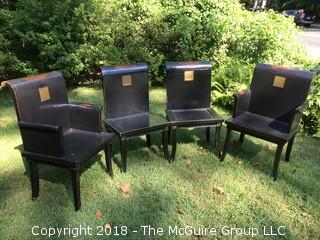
[166,61,211,110]
[5,71,70,128]
[249,63,314,122]
[101,64,149,119]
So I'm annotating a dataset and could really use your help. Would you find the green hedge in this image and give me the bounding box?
[0,0,318,134]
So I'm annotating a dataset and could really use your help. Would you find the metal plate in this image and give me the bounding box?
[38,86,51,102]
[273,76,286,88]
[184,71,194,81]
[122,75,132,86]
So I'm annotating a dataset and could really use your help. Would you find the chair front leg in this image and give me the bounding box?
[239,132,245,145]
[104,143,113,177]
[285,135,296,162]
[28,160,39,200]
[272,144,284,181]
[215,124,222,157]
[206,127,210,143]
[146,134,151,148]
[220,127,232,162]
[71,167,81,211]
[162,128,170,162]
[171,127,177,160]
[120,137,127,173]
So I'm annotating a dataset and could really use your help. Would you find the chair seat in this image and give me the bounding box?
[23,129,113,166]
[104,112,169,137]
[226,112,295,143]
[166,108,223,126]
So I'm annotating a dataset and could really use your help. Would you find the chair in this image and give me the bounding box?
[2,71,114,211]
[220,63,314,180]
[101,64,170,172]
[165,61,224,159]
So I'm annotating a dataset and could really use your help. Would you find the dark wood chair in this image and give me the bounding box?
[101,64,170,172]
[220,63,314,180]
[3,71,113,211]
[165,61,224,159]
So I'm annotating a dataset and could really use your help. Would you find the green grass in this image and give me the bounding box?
[0,87,320,240]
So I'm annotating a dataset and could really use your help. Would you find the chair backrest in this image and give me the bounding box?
[249,63,314,122]
[101,64,149,119]
[166,61,211,110]
[3,71,70,128]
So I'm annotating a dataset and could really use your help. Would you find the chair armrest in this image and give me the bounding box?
[288,102,307,133]
[233,89,251,117]
[69,103,102,132]
[19,121,64,157]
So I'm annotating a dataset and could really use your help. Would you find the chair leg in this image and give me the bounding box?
[206,127,210,143]
[168,126,171,144]
[215,124,222,157]
[220,128,232,162]
[239,132,245,145]
[104,143,113,177]
[71,167,81,211]
[146,134,151,148]
[28,160,39,200]
[285,136,296,162]
[171,127,177,160]
[120,138,127,173]
[162,128,170,162]
[272,144,284,181]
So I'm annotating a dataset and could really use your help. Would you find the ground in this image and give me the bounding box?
[296,24,320,59]
[0,88,319,240]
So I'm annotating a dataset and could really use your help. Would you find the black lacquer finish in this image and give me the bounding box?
[101,64,170,172]
[165,61,224,159]
[3,71,114,211]
[221,63,314,180]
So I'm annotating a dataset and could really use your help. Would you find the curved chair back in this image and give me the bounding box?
[101,64,149,119]
[249,63,314,122]
[166,61,211,110]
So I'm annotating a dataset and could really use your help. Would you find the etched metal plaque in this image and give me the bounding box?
[273,76,286,88]
[122,75,132,86]
[38,86,51,102]
[184,71,194,81]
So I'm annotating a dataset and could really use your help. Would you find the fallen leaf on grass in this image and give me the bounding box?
[214,186,225,195]
[292,168,297,175]
[237,160,243,165]
[186,160,192,166]
[302,211,311,218]
[177,208,184,215]
[95,210,102,218]
[120,184,130,194]
[105,223,112,228]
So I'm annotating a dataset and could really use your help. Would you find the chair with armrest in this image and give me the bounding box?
[165,61,224,160]
[220,63,314,180]
[2,71,114,211]
[101,64,170,172]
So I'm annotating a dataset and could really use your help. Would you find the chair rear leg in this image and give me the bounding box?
[206,127,210,143]
[120,138,127,173]
[285,136,296,162]
[71,167,81,211]
[146,134,151,148]
[220,128,232,161]
[215,124,222,157]
[272,144,284,181]
[162,128,170,162]
[28,160,39,200]
[171,127,177,160]
[104,143,114,177]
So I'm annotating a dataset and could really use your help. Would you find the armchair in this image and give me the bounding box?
[3,71,114,211]
[220,63,314,180]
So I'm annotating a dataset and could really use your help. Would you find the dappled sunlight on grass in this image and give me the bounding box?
[0,88,319,239]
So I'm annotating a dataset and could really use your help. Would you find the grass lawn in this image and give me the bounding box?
[0,87,319,240]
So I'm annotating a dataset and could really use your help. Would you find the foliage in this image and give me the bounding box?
[302,65,320,135]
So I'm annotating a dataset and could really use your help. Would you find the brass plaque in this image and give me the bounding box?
[184,71,194,81]
[38,86,51,102]
[273,76,286,88]
[122,75,132,86]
